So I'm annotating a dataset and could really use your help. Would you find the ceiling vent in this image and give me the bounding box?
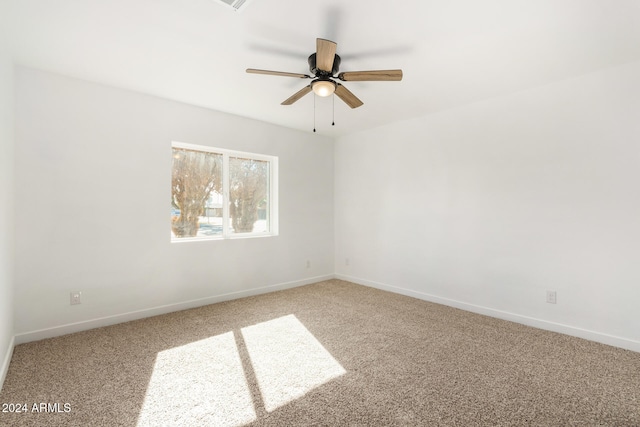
[211,0,253,12]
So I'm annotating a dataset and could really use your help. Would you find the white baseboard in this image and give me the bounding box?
[14,274,334,345]
[14,272,639,354]
[0,335,15,392]
[336,273,640,353]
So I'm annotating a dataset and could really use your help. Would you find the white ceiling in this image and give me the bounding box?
[3,0,640,137]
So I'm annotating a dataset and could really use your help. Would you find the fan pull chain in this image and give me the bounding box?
[313,95,316,132]
[332,95,335,126]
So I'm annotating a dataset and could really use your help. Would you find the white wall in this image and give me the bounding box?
[14,67,334,340]
[335,60,640,352]
[11,60,640,353]
[0,51,15,388]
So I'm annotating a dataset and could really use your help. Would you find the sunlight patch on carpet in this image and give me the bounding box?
[136,332,256,427]
[241,314,346,412]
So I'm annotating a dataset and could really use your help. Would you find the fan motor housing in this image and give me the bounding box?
[308,53,341,77]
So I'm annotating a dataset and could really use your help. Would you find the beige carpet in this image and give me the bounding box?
[1,279,639,426]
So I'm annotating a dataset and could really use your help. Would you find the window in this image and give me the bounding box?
[171,142,278,241]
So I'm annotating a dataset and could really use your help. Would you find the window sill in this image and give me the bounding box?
[170,232,278,243]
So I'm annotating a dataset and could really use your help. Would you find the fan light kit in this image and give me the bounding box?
[311,80,336,97]
[247,38,403,130]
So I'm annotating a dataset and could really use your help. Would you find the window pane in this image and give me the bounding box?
[171,147,223,238]
[229,157,269,234]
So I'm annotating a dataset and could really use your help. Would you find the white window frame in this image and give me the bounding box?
[171,141,279,242]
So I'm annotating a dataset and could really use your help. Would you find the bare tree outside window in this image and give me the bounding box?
[171,148,222,237]
[229,157,269,233]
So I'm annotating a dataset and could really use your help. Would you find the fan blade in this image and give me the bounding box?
[316,38,337,73]
[247,68,311,79]
[334,83,363,109]
[338,70,403,81]
[281,85,312,105]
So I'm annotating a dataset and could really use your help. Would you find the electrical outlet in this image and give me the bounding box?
[345,258,350,266]
[546,291,557,304]
[70,291,82,305]
[306,260,311,269]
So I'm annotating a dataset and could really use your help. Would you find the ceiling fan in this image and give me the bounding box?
[246,38,403,109]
